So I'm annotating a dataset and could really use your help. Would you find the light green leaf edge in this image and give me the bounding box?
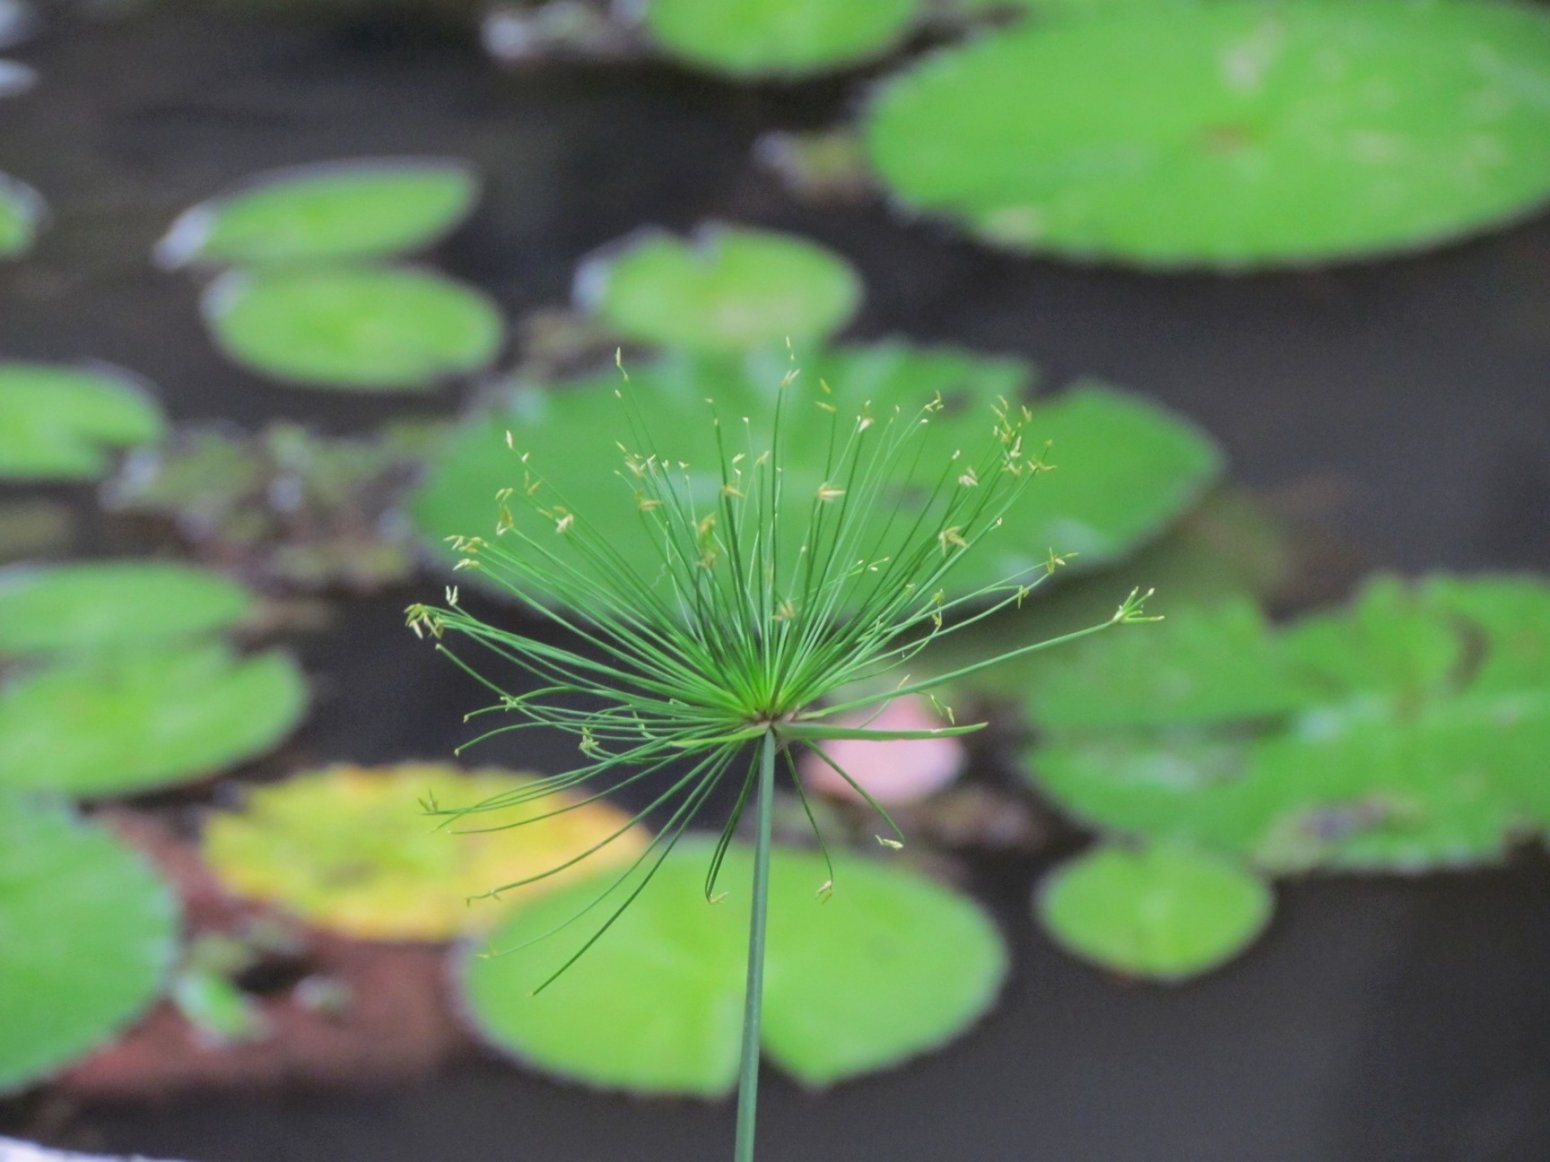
[0,361,167,482]
[156,157,480,268]
[201,264,505,392]
[573,223,863,354]
[1036,843,1273,982]
[0,560,253,658]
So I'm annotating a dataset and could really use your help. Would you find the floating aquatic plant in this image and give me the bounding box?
[459,840,1005,1092]
[205,763,650,941]
[865,0,1550,267]
[202,265,504,391]
[411,341,1220,598]
[157,158,480,268]
[0,361,166,481]
[0,800,178,1093]
[408,363,1157,1160]
[106,421,443,593]
[0,643,307,797]
[575,224,863,354]
[0,561,252,658]
[1025,575,1550,873]
[1036,843,1272,982]
[630,0,922,78]
[0,173,42,256]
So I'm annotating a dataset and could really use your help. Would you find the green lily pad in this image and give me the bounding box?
[156,158,480,268]
[0,173,44,258]
[205,763,649,941]
[0,561,253,658]
[411,342,1221,599]
[574,225,863,354]
[635,0,922,78]
[1024,575,1550,872]
[459,841,1005,1093]
[202,265,505,391]
[0,643,308,797]
[1036,844,1271,981]
[865,1,1550,267]
[0,361,166,481]
[0,802,178,1093]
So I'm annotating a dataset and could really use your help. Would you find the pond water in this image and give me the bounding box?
[3,4,1550,1161]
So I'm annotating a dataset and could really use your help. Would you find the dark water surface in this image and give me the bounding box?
[3,5,1550,1161]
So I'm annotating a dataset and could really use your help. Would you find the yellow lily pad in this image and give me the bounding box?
[204,763,650,941]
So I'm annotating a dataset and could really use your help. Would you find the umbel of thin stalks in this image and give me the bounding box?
[407,360,1156,1162]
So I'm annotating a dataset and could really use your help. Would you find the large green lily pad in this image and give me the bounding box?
[0,174,41,256]
[0,361,166,481]
[574,225,863,354]
[1025,576,1550,872]
[202,265,505,391]
[0,561,252,657]
[636,0,922,78]
[205,763,649,941]
[0,802,178,1093]
[865,0,1550,267]
[0,643,308,797]
[411,342,1221,599]
[157,159,480,268]
[459,841,1005,1093]
[1037,843,1272,981]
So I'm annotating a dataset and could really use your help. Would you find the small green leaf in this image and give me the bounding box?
[458,841,1005,1093]
[0,643,307,796]
[1037,844,1271,982]
[0,802,178,1092]
[202,265,505,391]
[0,172,42,257]
[0,361,165,482]
[637,0,922,77]
[157,158,480,268]
[865,1,1550,266]
[575,225,862,354]
[0,561,252,658]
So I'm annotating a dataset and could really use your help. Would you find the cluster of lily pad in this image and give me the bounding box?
[490,0,1550,268]
[1012,573,1550,979]
[0,556,308,1091]
[160,159,503,391]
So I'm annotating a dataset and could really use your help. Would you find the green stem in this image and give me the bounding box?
[734,730,776,1162]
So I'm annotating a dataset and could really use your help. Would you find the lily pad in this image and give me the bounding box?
[0,643,307,797]
[156,158,480,268]
[459,840,1005,1093]
[865,1,1550,266]
[633,0,922,78]
[204,763,650,941]
[0,361,166,482]
[0,174,44,258]
[411,342,1221,598]
[574,225,863,354]
[0,802,178,1093]
[0,561,253,658]
[201,265,505,391]
[1036,844,1272,981]
[1024,575,1550,872]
